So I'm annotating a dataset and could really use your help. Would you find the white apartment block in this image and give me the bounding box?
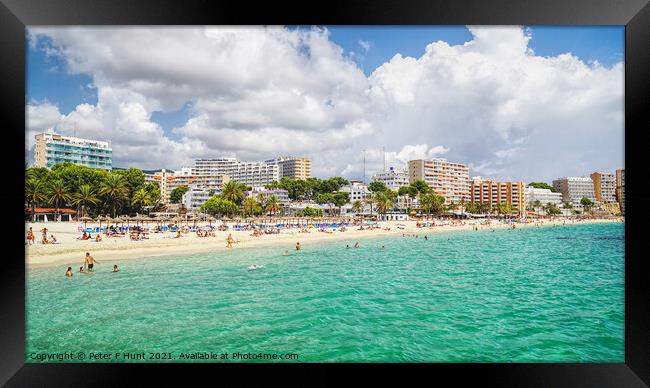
[552,177,597,206]
[244,188,290,203]
[372,167,410,190]
[408,159,470,203]
[34,132,112,170]
[340,180,371,203]
[191,158,279,187]
[182,187,222,211]
[525,187,563,207]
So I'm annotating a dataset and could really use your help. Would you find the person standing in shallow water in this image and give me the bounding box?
[65,267,73,277]
[295,242,301,251]
[226,233,234,248]
[84,252,99,271]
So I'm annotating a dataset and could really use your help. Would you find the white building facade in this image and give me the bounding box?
[372,167,410,190]
[552,177,597,206]
[340,181,371,203]
[191,158,279,187]
[525,187,563,207]
[245,188,290,203]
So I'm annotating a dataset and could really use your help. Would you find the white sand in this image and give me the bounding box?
[25,217,622,268]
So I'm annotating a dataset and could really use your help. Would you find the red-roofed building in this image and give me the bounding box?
[25,208,77,222]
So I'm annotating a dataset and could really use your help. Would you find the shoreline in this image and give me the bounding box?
[26,218,622,269]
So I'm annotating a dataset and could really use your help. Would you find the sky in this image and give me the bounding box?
[26,26,624,183]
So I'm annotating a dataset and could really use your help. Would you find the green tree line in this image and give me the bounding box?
[25,163,161,221]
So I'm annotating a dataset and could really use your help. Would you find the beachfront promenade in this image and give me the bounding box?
[25,217,622,268]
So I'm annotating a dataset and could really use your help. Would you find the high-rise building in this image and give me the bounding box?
[552,177,596,206]
[34,133,112,170]
[191,158,278,187]
[266,156,312,180]
[144,169,174,204]
[590,171,616,203]
[616,168,625,215]
[372,167,410,190]
[408,159,470,203]
[470,178,526,213]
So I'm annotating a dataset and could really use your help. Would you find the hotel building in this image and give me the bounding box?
[470,178,526,213]
[34,133,112,169]
[340,180,372,203]
[182,188,221,211]
[590,171,616,203]
[372,167,410,190]
[266,156,312,180]
[191,158,279,187]
[244,188,290,203]
[408,159,470,203]
[146,168,230,204]
[552,177,597,206]
[524,186,563,208]
[616,168,625,215]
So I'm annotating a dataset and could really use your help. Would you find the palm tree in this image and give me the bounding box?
[71,184,100,218]
[47,179,71,222]
[25,178,47,222]
[265,195,281,217]
[221,181,245,205]
[351,200,363,214]
[131,188,152,213]
[243,196,259,217]
[99,173,129,217]
[374,191,394,218]
[419,192,445,218]
[363,194,376,216]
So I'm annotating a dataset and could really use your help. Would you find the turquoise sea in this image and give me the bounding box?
[26,222,624,362]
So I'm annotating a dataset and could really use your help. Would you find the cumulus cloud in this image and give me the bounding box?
[26,26,623,181]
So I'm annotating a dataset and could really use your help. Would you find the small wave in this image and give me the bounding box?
[593,236,624,241]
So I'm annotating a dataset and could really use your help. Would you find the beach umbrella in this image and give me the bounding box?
[79,216,92,227]
[97,215,111,228]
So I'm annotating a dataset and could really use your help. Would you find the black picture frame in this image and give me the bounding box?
[1,0,648,385]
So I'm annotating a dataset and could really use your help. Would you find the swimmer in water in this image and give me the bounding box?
[381,245,385,249]
[282,250,289,256]
[65,267,73,277]
[78,266,85,273]
[295,242,301,251]
[424,235,428,240]
[112,265,120,272]
[346,244,350,249]
[354,242,359,248]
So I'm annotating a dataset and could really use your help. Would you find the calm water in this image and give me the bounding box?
[26,222,624,362]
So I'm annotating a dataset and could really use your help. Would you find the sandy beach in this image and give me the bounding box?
[25,217,622,268]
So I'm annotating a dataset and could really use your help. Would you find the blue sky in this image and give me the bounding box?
[26,26,624,180]
[27,26,624,136]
